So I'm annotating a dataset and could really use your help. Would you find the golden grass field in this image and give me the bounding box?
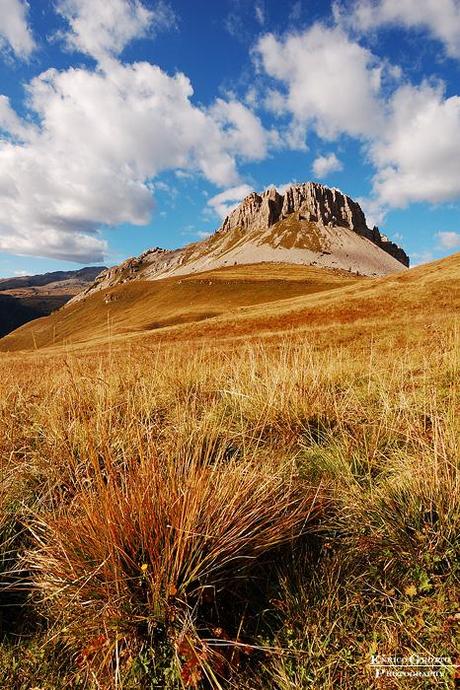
[0,263,361,352]
[0,254,458,689]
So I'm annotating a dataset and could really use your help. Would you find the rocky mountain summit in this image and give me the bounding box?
[220,183,408,266]
[71,182,409,304]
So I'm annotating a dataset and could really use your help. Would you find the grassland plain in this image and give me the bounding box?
[0,255,458,689]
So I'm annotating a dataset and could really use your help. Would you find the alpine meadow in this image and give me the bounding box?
[0,1,459,689]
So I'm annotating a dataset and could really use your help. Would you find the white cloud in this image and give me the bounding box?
[0,0,35,59]
[282,121,308,151]
[255,24,386,140]
[153,181,171,193]
[262,87,287,116]
[437,231,460,249]
[0,60,270,261]
[174,169,193,179]
[369,82,460,208]
[336,0,460,59]
[0,94,36,139]
[255,1,265,26]
[56,0,175,61]
[356,195,387,228]
[255,23,460,214]
[207,184,253,219]
[312,153,343,178]
[208,98,269,162]
[0,227,108,263]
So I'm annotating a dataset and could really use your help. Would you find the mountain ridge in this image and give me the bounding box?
[71,182,409,304]
[0,266,106,338]
[0,266,105,292]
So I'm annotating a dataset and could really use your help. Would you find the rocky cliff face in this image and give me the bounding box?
[219,183,409,267]
[69,182,409,305]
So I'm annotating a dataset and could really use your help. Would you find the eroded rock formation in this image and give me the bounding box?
[219,183,409,266]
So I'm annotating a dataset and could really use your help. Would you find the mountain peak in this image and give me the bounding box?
[219,182,408,267]
[69,182,409,305]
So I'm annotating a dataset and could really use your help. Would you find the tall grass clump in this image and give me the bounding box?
[28,435,322,687]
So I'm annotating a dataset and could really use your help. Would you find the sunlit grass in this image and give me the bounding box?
[0,321,458,688]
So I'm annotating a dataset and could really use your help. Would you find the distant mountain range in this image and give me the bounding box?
[0,266,106,338]
[0,266,105,292]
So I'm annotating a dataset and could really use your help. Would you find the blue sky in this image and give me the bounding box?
[0,0,459,277]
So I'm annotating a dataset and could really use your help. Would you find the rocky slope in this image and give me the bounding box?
[71,183,408,304]
[220,184,408,265]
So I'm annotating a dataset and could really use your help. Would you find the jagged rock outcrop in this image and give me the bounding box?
[69,182,409,305]
[220,183,409,267]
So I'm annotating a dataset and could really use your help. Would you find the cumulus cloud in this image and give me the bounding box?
[255,24,386,140]
[0,0,35,59]
[335,0,460,59]
[56,0,175,60]
[255,22,460,215]
[209,98,270,162]
[0,60,269,261]
[207,184,253,219]
[312,153,343,178]
[369,82,460,208]
[437,231,460,249]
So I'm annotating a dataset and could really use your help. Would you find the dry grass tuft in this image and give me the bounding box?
[28,440,321,685]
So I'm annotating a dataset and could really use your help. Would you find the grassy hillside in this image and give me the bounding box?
[0,255,458,689]
[184,250,460,349]
[0,263,360,352]
[0,293,69,337]
[0,266,106,338]
[2,252,459,355]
